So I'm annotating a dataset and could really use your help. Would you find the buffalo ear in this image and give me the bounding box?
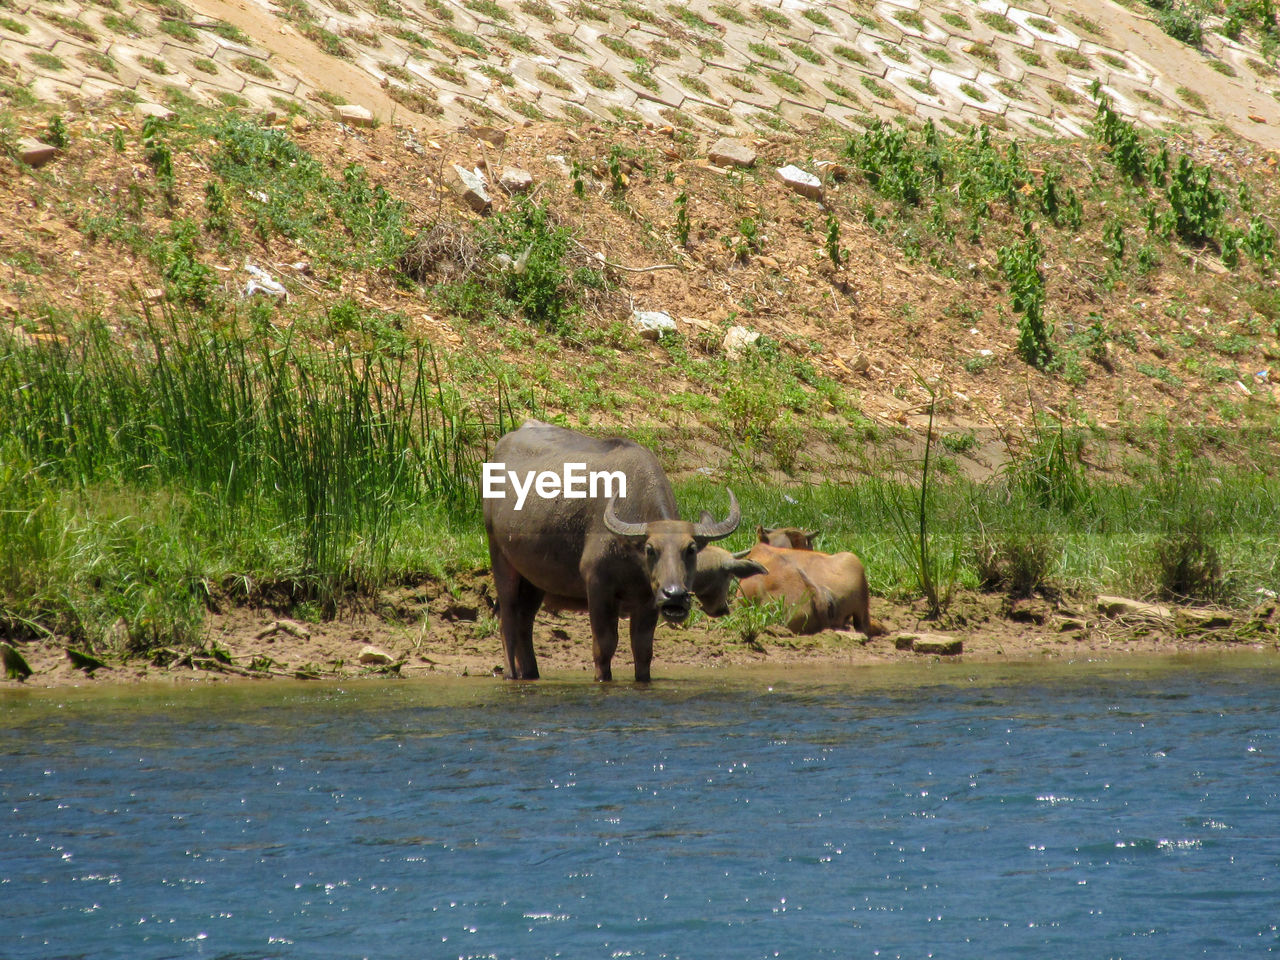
[756,524,768,540]
[730,559,768,579]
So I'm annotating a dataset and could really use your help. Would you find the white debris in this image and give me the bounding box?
[243,261,288,300]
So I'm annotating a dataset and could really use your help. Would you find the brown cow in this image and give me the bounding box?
[483,420,741,681]
[735,542,882,636]
[757,525,818,550]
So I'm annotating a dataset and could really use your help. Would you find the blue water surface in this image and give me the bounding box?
[2,657,1278,959]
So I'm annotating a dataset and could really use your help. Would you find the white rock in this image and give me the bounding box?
[134,102,175,122]
[16,137,58,169]
[358,645,395,665]
[723,325,760,359]
[776,164,823,200]
[632,310,677,340]
[451,164,492,212]
[708,137,756,169]
[499,166,534,194]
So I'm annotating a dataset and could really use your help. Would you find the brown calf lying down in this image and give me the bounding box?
[735,542,884,637]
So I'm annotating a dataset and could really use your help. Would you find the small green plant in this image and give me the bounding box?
[674,191,690,247]
[748,41,784,63]
[723,595,787,647]
[142,115,174,192]
[1157,2,1204,46]
[940,12,969,29]
[233,56,275,80]
[894,9,926,30]
[28,52,67,71]
[860,76,893,100]
[768,71,804,96]
[1176,85,1207,111]
[724,216,761,262]
[712,3,747,25]
[754,5,790,28]
[873,391,959,619]
[802,8,833,28]
[1168,154,1225,245]
[998,234,1052,370]
[1035,170,1082,230]
[824,214,845,268]
[1103,219,1126,266]
[977,10,1018,33]
[43,114,69,150]
[833,45,869,66]
[606,146,627,194]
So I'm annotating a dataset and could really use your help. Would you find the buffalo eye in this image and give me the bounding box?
[645,542,657,561]
[684,543,697,558]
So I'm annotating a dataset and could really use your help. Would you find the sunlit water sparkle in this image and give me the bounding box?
[2,658,1278,958]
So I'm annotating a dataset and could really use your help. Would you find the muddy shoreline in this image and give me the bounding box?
[5,590,1277,690]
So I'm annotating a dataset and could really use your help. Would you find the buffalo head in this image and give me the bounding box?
[758,525,819,549]
[603,490,741,623]
[692,545,769,616]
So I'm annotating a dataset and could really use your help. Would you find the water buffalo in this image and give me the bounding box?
[757,525,818,549]
[733,542,882,637]
[483,420,742,681]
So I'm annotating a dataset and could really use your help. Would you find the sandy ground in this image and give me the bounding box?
[6,588,1277,689]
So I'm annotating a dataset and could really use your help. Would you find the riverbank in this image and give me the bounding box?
[5,588,1276,689]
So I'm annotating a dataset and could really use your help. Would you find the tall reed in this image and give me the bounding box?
[1,311,498,639]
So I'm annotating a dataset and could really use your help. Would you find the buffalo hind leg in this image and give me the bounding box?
[489,546,543,680]
[629,605,657,682]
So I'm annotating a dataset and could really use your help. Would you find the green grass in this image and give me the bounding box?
[0,313,496,648]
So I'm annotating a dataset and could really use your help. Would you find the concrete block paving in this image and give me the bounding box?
[2,0,1278,148]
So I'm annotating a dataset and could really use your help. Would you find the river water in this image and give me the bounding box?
[3,657,1278,959]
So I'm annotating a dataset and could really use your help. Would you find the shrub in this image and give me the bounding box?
[998,235,1053,370]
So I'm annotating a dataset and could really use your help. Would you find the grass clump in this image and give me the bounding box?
[424,199,606,333]
[207,117,409,271]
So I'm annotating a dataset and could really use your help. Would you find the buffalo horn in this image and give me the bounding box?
[603,497,649,537]
[693,489,741,542]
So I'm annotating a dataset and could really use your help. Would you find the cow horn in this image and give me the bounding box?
[693,489,741,542]
[603,497,648,538]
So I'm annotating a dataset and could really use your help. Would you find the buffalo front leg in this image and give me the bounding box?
[489,545,543,680]
[586,588,621,682]
[629,604,657,683]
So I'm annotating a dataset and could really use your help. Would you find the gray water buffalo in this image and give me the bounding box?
[483,420,742,681]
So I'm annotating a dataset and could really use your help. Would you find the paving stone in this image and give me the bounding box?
[1007,9,1080,48]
